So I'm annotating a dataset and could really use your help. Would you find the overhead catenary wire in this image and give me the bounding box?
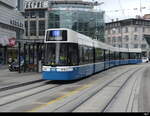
[118,0,126,18]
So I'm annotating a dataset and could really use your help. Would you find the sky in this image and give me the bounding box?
[85,0,150,22]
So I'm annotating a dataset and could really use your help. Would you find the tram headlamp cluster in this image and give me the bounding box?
[42,66,50,71]
[57,67,73,72]
[42,66,73,72]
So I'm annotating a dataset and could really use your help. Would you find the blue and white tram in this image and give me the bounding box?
[42,28,142,81]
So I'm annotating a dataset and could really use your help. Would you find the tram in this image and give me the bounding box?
[42,28,142,80]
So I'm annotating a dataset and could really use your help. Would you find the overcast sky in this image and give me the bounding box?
[85,0,150,22]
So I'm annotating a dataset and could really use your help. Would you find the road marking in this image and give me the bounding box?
[28,84,92,112]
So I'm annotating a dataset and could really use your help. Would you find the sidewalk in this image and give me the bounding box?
[0,64,9,70]
[0,66,43,89]
[0,72,43,90]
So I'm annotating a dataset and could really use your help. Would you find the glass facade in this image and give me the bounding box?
[48,3,105,42]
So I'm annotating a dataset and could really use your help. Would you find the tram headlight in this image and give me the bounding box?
[42,66,50,71]
[57,67,73,72]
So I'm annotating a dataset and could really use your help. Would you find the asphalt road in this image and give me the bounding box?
[139,64,150,112]
[0,63,150,112]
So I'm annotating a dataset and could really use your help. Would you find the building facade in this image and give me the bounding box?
[0,0,24,64]
[24,0,48,40]
[24,0,105,42]
[105,19,150,57]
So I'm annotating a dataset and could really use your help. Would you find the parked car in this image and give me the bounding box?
[142,57,149,63]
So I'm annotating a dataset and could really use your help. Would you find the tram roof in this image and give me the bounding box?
[45,28,142,53]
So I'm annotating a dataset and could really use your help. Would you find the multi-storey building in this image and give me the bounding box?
[24,0,48,40]
[105,18,150,57]
[24,0,105,42]
[0,0,24,64]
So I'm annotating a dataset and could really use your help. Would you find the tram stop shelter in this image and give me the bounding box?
[16,39,45,73]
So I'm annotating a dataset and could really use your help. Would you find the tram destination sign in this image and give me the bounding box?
[46,30,67,42]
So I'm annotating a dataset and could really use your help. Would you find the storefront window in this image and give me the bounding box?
[30,21,36,36]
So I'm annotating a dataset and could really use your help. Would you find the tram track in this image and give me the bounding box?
[21,66,140,112]
[0,84,62,107]
[0,65,143,112]
[0,79,45,92]
[49,67,143,112]
[101,67,143,112]
[0,79,83,107]
[0,80,49,98]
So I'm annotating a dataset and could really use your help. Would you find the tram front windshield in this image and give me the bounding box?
[44,43,78,66]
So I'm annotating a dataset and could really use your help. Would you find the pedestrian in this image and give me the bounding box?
[8,58,12,64]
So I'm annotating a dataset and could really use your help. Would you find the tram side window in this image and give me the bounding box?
[89,47,94,63]
[105,50,109,61]
[121,53,128,60]
[79,45,84,65]
[130,53,136,59]
[110,51,115,60]
[95,48,104,62]
[79,45,94,65]
[68,44,78,66]
[136,53,141,59]
[83,46,89,64]
[115,52,120,60]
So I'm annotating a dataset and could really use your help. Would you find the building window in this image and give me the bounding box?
[107,37,111,43]
[125,44,128,48]
[143,27,145,33]
[25,11,30,18]
[118,36,122,42]
[142,36,145,40]
[119,44,122,48]
[141,44,147,49]
[112,37,116,42]
[118,28,121,33]
[25,21,28,36]
[125,35,129,41]
[134,35,138,40]
[112,29,116,34]
[30,11,36,18]
[125,27,128,33]
[39,10,45,18]
[135,21,138,25]
[108,30,110,34]
[134,44,138,48]
[30,21,36,36]
[134,27,138,32]
[39,20,45,36]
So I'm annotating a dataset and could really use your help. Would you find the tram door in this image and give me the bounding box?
[23,43,44,73]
